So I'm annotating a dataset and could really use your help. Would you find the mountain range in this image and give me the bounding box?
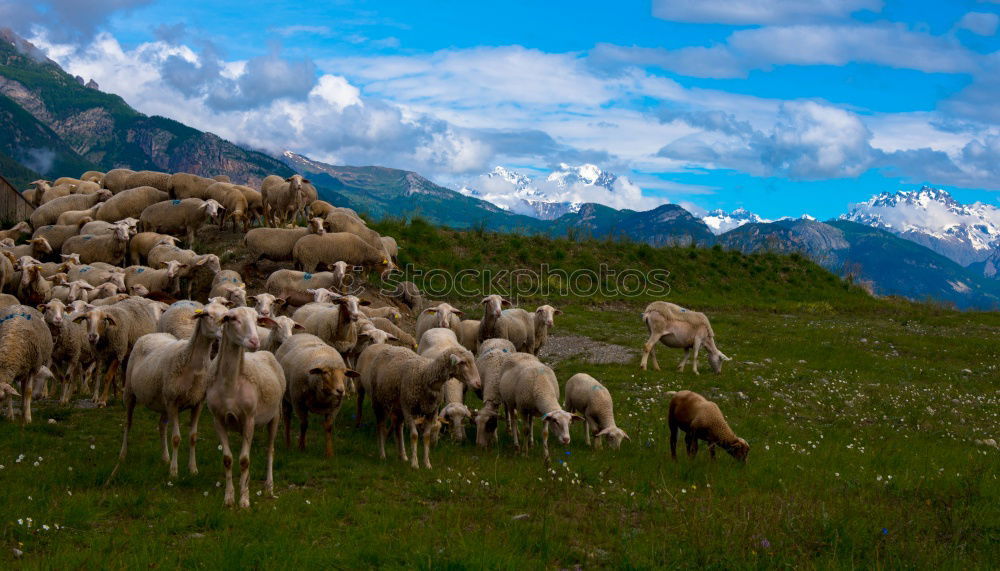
[0,28,997,310]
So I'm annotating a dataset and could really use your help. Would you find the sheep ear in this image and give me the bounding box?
[257,317,278,328]
[359,300,371,306]
[103,315,118,326]
[302,178,310,184]
[622,431,631,441]
[36,303,47,312]
[449,354,460,365]
[72,314,88,323]
[344,369,360,378]
[276,297,288,307]
[427,309,437,314]
[452,309,464,316]
[386,333,399,341]
[554,309,563,315]
[292,323,305,331]
[501,299,513,307]
[571,413,585,423]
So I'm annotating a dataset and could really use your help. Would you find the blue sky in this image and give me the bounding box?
[8,0,1000,219]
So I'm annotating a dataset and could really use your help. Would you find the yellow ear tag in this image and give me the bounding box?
[194,309,203,314]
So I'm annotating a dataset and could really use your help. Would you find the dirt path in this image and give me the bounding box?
[539,334,637,365]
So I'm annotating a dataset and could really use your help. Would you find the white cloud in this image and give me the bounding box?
[652,0,883,25]
[956,12,999,36]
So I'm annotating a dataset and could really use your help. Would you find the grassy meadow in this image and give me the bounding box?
[1,220,998,568]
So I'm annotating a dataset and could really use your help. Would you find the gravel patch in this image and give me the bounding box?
[540,335,638,365]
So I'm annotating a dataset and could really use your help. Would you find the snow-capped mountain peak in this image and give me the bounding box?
[701,207,770,234]
[842,186,1000,266]
[546,163,617,190]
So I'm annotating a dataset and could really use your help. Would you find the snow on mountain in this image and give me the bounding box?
[460,164,666,220]
[841,186,1000,267]
[701,208,770,234]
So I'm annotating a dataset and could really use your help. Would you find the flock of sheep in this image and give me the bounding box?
[0,169,749,508]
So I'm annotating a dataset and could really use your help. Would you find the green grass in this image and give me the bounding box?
[1,221,998,568]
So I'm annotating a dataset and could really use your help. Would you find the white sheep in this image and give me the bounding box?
[562,373,629,449]
[640,301,730,374]
[415,303,464,343]
[274,332,358,456]
[265,264,350,306]
[0,305,54,424]
[302,295,370,361]
[293,232,395,274]
[112,302,228,479]
[123,261,187,297]
[95,186,168,222]
[668,390,749,462]
[472,338,516,448]
[140,198,223,245]
[205,307,286,508]
[61,224,130,265]
[416,327,482,442]
[498,353,582,462]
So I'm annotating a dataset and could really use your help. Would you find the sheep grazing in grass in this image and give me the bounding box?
[293,232,396,275]
[640,301,730,374]
[416,327,482,442]
[498,353,582,462]
[0,305,54,424]
[140,198,223,245]
[668,390,749,463]
[31,190,112,229]
[73,298,158,406]
[473,338,516,448]
[415,303,464,343]
[112,302,228,480]
[206,307,286,508]
[563,373,629,449]
[265,265,349,306]
[357,342,477,469]
[275,333,358,457]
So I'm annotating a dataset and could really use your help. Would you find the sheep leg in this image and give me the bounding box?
[20,375,32,424]
[584,418,593,447]
[641,333,662,371]
[91,362,103,404]
[669,421,678,460]
[508,408,520,450]
[108,391,136,482]
[709,443,716,460]
[213,416,235,507]
[375,408,388,460]
[408,416,420,469]
[323,412,335,458]
[99,359,120,407]
[354,387,365,428]
[395,416,408,462]
[188,403,203,475]
[690,339,702,375]
[297,406,309,451]
[677,348,690,373]
[519,415,532,456]
[60,361,80,404]
[167,403,181,478]
[541,420,550,464]
[422,422,433,469]
[238,418,255,509]
[265,415,278,498]
[159,413,170,463]
[685,433,698,458]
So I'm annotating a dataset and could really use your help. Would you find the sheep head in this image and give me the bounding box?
[447,350,481,391]
[535,304,562,328]
[723,438,750,463]
[308,365,355,402]
[251,293,282,318]
[480,294,511,320]
[427,303,463,329]
[595,426,630,449]
[542,409,584,446]
[333,295,368,323]
[221,307,266,351]
[74,309,117,344]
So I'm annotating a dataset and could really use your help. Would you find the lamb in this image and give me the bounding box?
[416,327,482,442]
[73,298,159,406]
[123,261,187,296]
[356,342,476,469]
[562,373,629,449]
[112,301,227,480]
[473,338,516,448]
[260,315,303,353]
[0,221,32,242]
[265,265,349,307]
[529,305,562,355]
[275,332,357,457]
[55,205,100,226]
[127,232,179,265]
[359,305,402,323]
[414,302,464,343]
[140,198,223,245]
[31,220,87,253]
[668,390,749,462]
[101,168,136,193]
[292,232,395,274]
[168,172,216,200]
[30,190,112,229]
[640,301,730,374]
[205,307,286,508]
[0,305,53,424]
[39,299,97,404]
[498,353,582,461]
[96,186,168,222]
[302,295,369,359]
[123,170,172,194]
[61,224,130,265]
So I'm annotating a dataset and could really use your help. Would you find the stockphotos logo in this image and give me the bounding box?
[373,264,670,303]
